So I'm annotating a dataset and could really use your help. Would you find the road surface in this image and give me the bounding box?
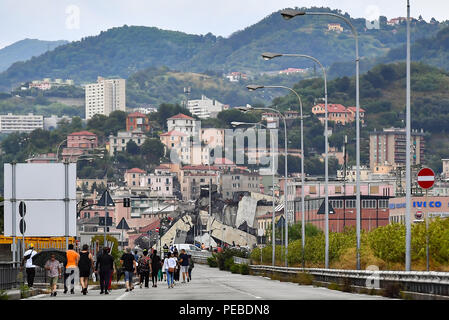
[27,264,387,300]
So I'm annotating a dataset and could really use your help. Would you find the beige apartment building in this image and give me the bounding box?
[85,77,126,120]
[369,127,425,170]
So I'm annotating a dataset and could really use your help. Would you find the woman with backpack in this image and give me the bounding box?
[163,252,176,288]
[78,244,94,295]
[137,249,151,288]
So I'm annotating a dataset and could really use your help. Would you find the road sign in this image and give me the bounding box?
[415,211,423,220]
[97,190,115,207]
[155,227,160,233]
[99,217,112,226]
[116,217,130,230]
[19,219,26,234]
[19,202,26,217]
[417,168,435,189]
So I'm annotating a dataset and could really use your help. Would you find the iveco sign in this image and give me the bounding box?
[390,201,445,209]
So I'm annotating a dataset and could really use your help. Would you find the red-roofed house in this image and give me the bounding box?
[67,131,98,149]
[347,107,366,124]
[126,111,150,132]
[167,113,197,136]
[125,168,146,187]
[312,104,365,125]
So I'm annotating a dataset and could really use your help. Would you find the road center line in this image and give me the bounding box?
[217,281,262,299]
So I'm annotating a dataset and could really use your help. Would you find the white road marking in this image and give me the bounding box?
[116,291,130,300]
[217,281,262,299]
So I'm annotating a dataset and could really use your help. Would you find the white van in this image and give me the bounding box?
[173,244,202,253]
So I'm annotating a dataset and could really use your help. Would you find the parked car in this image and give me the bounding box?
[173,243,202,253]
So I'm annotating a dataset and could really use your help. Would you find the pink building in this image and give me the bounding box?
[124,168,146,187]
[67,131,98,149]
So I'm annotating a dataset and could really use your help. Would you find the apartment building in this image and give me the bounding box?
[180,165,220,200]
[220,170,262,200]
[187,95,224,119]
[109,130,146,156]
[166,113,198,136]
[0,113,43,133]
[85,76,126,120]
[369,127,425,169]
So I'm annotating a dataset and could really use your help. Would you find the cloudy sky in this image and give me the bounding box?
[0,0,447,48]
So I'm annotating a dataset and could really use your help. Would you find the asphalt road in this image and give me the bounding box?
[27,264,387,300]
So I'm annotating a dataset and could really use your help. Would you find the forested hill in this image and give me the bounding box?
[0,39,68,72]
[272,62,449,172]
[0,7,445,91]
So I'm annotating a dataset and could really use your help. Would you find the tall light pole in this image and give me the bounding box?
[280,8,361,269]
[246,84,306,267]
[237,101,289,267]
[405,0,412,271]
[232,121,276,266]
[261,52,327,268]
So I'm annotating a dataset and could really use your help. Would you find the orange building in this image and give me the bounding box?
[312,104,365,125]
[126,112,150,132]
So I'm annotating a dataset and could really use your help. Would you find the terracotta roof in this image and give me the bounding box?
[167,113,194,120]
[139,219,160,233]
[69,131,97,136]
[126,168,146,174]
[314,104,349,113]
[347,107,366,113]
[155,164,170,170]
[127,111,147,118]
[160,130,187,137]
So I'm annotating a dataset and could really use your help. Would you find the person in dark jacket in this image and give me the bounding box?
[150,249,161,287]
[188,254,194,281]
[78,244,94,295]
[95,247,115,294]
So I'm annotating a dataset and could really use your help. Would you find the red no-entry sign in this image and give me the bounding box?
[417,168,435,189]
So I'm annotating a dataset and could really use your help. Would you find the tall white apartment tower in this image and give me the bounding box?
[85,76,126,120]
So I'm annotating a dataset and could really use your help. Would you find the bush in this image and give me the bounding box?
[382,282,402,298]
[230,264,240,274]
[328,282,340,291]
[224,257,234,271]
[294,272,313,285]
[207,256,218,268]
[240,264,250,275]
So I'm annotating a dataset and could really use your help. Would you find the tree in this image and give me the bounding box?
[126,140,140,155]
[140,138,165,164]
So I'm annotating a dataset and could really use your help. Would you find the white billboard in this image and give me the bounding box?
[4,163,77,237]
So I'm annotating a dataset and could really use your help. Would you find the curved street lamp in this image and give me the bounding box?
[261,52,328,268]
[280,8,362,270]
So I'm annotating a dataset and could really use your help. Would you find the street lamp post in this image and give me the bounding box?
[236,103,289,267]
[261,52,327,268]
[280,8,361,269]
[232,121,276,266]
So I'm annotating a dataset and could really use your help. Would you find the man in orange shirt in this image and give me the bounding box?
[64,244,80,294]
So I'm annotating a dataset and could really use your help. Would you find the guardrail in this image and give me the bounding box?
[233,257,250,265]
[250,265,449,298]
[189,251,212,264]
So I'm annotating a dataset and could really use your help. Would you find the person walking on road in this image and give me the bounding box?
[173,251,180,284]
[150,249,161,287]
[179,249,189,283]
[21,243,37,289]
[163,252,176,288]
[44,254,62,296]
[188,254,194,281]
[64,244,79,294]
[137,249,151,288]
[78,244,94,295]
[120,247,137,292]
[95,247,115,294]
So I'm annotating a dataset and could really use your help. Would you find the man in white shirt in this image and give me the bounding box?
[21,243,37,288]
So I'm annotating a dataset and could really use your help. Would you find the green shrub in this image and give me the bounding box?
[240,264,250,275]
[0,290,8,300]
[207,256,218,268]
[230,264,240,274]
[224,257,234,271]
[328,282,340,291]
[295,272,313,285]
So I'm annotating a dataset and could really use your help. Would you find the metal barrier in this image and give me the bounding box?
[189,251,212,264]
[250,265,449,297]
[233,257,250,265]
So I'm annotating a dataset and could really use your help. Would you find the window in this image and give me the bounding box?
[345,200,356,208]
[335,186,342,194]
[309,186,317,194]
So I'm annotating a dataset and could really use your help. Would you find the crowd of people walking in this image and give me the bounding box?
[21,242,195,296]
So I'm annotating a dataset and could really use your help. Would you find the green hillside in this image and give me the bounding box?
[0,7,445,91]
[271,62,449,173]
[0,39,68,72]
